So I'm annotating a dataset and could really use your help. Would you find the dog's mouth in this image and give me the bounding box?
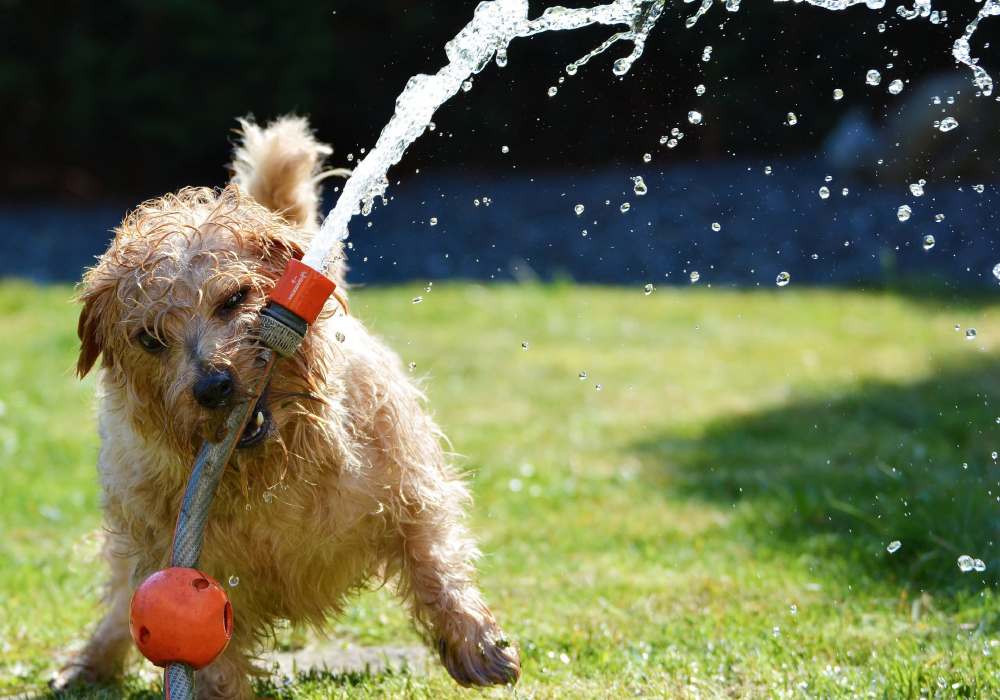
[237,390,273,449]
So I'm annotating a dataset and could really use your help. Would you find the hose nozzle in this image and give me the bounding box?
[259,259,337,356]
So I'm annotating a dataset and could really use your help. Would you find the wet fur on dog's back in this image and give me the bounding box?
[56,117,519,698]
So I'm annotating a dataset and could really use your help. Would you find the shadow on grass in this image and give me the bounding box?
[633,355,1000,593]
[880,279,1000,312]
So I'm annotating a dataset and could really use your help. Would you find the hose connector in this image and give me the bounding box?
[259,259,336,356]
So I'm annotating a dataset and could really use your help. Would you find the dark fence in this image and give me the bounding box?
[3,158,997,288]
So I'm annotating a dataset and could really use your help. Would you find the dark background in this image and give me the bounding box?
[2,0,998,286]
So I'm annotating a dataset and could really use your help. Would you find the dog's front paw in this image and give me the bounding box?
[50,659,115,693]
[438,624,521,687]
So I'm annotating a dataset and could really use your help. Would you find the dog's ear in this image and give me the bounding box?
[76,274,115,378]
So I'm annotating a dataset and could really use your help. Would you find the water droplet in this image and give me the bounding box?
[594,384,603,391]
[973,184,986,194]
[501,145,509,154]
[909,180,925,197]
[841,187,849,196]
[935,213,945,222]
[966,328,978,340]
[262,491,274,504]
[695,84,706,96]
[521,341,529,351]
[335,331,346,343]
[993,263,1000,280]
[495,48,508,68]
[833,88,844,101]
[690,271,701,284]
[643,283,655,296]
[888,78,904,94]
[887,540,902,554]
[642,152,652,163]
[897,205,912,222]
[786,112,798,126]
[711,222,721,232]
[922,234,936,251]
[877,22,886,33]
[574,204,585,216]
[866,69,882,86]
[228,575,240,587]
[819,186,830,199]
[688,110,703,125]
[790,604,798,615]
[620,202,631,213]
[959,555,975,572]
[938,116,959,132]
[764,165,773,175]
[412,296,423,304]
[632,176,648,196]
[701,45,713,62]
[429,217,438,226]
[408,361,416,372]
[578,371,588,380]
[776,271,791,287]
[462,80,473,92]
[565,63,578,76]
[547,86,558,97]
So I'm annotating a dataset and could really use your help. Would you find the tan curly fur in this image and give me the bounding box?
[54,117,520,698]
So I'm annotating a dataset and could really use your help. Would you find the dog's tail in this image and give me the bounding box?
[230,116,349,229]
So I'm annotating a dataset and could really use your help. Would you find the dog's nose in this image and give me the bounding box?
[193,370,235,409]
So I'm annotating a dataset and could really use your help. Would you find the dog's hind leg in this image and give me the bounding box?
[51,535,135,689]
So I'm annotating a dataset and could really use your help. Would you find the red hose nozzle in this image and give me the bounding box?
[267,259,336,325]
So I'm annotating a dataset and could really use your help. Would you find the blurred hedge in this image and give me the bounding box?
[0,0,980,200]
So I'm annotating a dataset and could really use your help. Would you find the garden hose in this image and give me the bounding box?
[128,259,338,700]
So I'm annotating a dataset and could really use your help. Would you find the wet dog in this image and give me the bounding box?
[54,117,519,698]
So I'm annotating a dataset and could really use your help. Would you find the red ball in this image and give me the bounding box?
[129,567,233,669]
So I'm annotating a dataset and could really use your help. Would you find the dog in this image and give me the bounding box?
[54,116,520,698]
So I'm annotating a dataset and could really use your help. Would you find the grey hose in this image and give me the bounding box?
[164,350,281,698]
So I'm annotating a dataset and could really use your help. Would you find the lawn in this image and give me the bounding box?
[2,280,1000,699]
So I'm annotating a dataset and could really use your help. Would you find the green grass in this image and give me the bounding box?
[2,280,1000,698]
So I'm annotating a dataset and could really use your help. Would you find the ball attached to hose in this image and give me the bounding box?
[129,567,233,669]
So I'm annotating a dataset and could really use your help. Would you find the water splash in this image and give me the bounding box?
[952,0,1000,96]
[302,0,1000,273]
[303,0,666,272]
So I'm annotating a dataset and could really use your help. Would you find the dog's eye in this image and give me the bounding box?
[136,330,166,354]
[218,288,248,315]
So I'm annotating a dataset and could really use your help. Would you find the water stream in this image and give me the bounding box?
[302,0,998,275]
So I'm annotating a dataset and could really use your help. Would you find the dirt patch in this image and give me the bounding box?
[265,643,430,679]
